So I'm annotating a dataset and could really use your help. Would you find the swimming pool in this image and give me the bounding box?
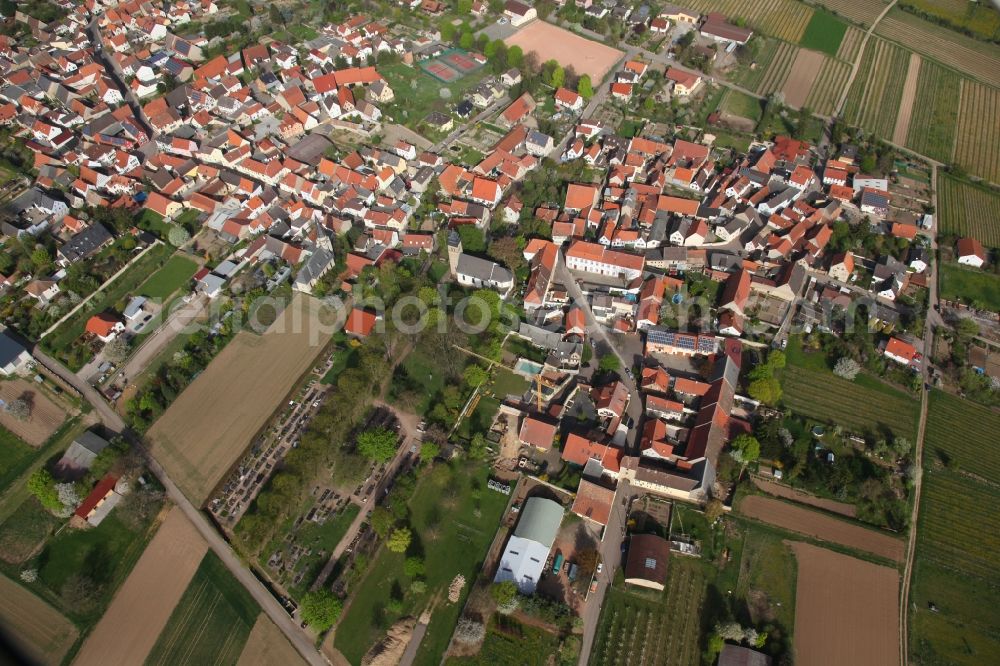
[514,358,543,376]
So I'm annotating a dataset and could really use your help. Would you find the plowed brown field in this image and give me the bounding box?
[740,495,904,561]
[790,542,900,666]
[237,614,308,666]
[74,507,207,666]
[0,574,78,665]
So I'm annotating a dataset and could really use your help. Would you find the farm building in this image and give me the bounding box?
[623,533,670,591]
[494,496,564,593]
[956,237,987,268]
[718,644,772,666]
[55,430,111,478]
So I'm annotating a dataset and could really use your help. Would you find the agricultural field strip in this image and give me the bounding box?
[836,25,864,61]
[740,495,906,562]
[875,9,1000,89]
[937,174,1000,247]
[237,615,307,666]
[781,366,919,440]
[682,0,813,42]
[892,53,921,145]
[953,81,1000,184]
[904,59,960,163]
[851,37,909,138]
[804,0,886,27]
[756,41,797,95]
[918,472,1000,581]
[923,391,1000,481]
[803,55,851,115]
[0,573,79,665]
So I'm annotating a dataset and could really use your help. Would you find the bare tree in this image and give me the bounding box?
[5,398,30,421]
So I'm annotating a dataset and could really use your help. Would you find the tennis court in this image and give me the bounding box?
[422,60,460,82]
[445,51,480,73]
[420,48,483,82]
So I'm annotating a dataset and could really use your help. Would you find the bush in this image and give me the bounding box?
[300,589,342,632]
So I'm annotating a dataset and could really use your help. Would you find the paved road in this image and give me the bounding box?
[577,482,632,666]
[87,18,157,144]
[30,348,328,666]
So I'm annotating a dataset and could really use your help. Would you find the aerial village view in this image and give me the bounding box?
[0,0,998,664]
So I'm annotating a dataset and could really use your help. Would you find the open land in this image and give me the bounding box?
[802,54,851,115]
[899,0,1000,40]
[781,48,824,108]
[752,476,857,517]
[146,551,260,666]
[590,558,706,666]
[137,253,199,300]
[909,391,1000,664]
[799,10,847,56]
[0,574,79,665]
[937,173,1000,248]
[147,294,331,504]
[739,496,905,562]
[755,41,797,96]
[238,614,308,666]
[790,542,900,666]
[806,0,886,27]
[892,53,921,145]
[446,616,560,666]
[503,21,623,81]
[939,263,1000,311]
[0,379,67,447]
[73,507,208,666]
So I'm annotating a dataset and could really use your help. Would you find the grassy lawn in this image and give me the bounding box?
[0,497,60,566]
[147,551,260,666]
[428,260,449,284]
[136,209,172,237]
[335,461,509,666]
[321,347,359,385]
[457,396,500,440]
[721,90,763,123]
[490,368,529,399]
[0,428,38,494]
[0,419,83,522]
[389,348,447,415]
[733,526,796,635]
[136,254,198,300]
[799,10,847,56]
[446,616,560,665]
[939,262,1000,311]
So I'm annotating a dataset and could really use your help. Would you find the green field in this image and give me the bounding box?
[137,254,198,300]
[899,0,1000,41]
[730,37,781,91]
[904,60,960,163]
[446,616,560,666]
[781,365,919,441]
[910,391,1000,665]
[0,427,38,493]
[938,173,1000,249]
[842,36,910,139]
[591,558,706,666]
[800,10,848,56]
[0,497,60,565]
[146,551,260,666]
[939,263,1000,311]
[377,61,487,134]
[721,90,763,123]
[335,462,509,666]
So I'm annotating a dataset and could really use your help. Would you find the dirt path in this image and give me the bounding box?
[834,0,900,117]
[739,495,905,562]
[790,542,900,666]
[783,49,825,109]
[751,476,857,517]
[74,507,207,666]
[892,53,922,145]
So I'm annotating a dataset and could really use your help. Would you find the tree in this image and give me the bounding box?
[551,65,565,89]
[459,30,474,50]
[463,364,489,387]
[577,74,593,99]
[576,549,598,577]
[167,225,191,247]
[104,336,131,364]
[729,434,760,480]
[300,589,342,632]
[748,376,782,406]
[956,317,979,340]
[507,45,524,68]
[403,556,425,578]
[488,236,525,272]
[705,498,725,523]
[468,432,488,460]
[440,21,456,42]
[419,441,440,465]
[357,427,398,463]
[598,354,619,373]
[833,356,861,380]
[454,618,486,644]
[5,398,29,421]
[369,506,394,538]
[268,4,284,25]
[387,526,412,553]
[30,246,51,269]
[27,469,60,512]
[61,574,100,612]
[409,579,427,595]
[490,581,520,614]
